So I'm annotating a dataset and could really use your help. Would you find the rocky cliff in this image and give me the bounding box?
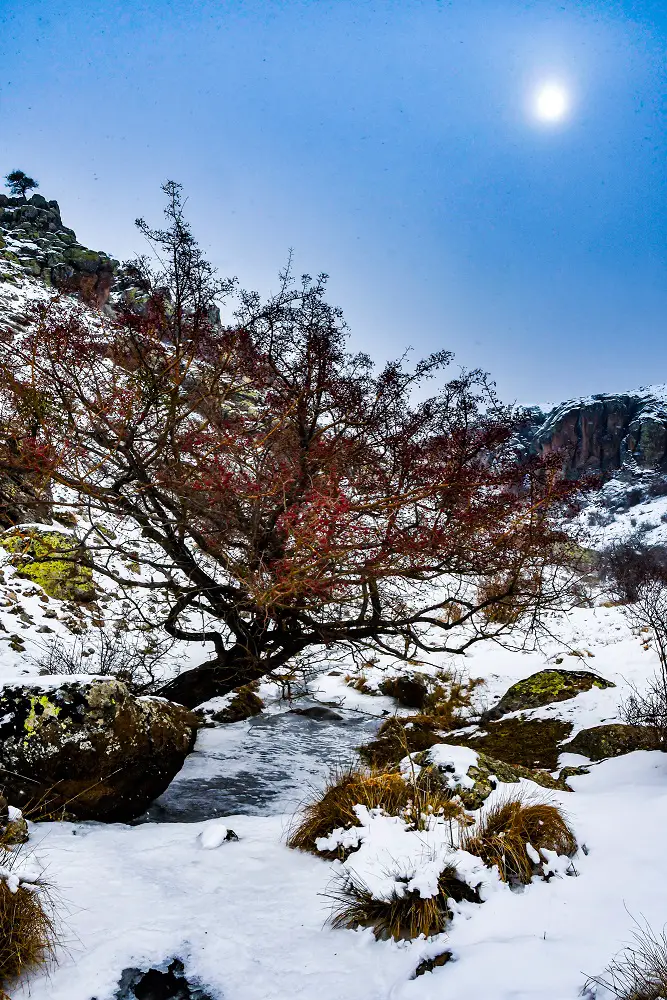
[528,390,667,480]
[0,193,117,305]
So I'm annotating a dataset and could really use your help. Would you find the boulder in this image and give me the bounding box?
[0,678,198,822]
[562,723,661,761]
[0,526,95,602]
[445,716,574,771]
[483,669,614,722]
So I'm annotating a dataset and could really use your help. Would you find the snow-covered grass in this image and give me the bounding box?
[10,751,667,1000]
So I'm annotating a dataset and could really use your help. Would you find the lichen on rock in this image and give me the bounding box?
[0,678,198,821]
[0,526,96,602]
[483,668,614,722]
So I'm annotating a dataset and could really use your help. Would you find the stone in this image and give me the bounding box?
[0,678,198,822]
[483,669,614,722]
[290,705,344,721]
[111,958,214,1000]
[0,527,96,602]
[562,723,661,761]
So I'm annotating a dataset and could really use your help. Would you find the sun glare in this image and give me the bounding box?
[533,83,569,123]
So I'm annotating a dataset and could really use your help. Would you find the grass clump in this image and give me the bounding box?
[584,918,667,999]
[0,856,58,996]
[288,766,464,856]
[329,863,479,941]
[462,797,577,885]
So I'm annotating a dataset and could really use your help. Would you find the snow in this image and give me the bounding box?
[197,818,234,849]
[13,750,667,1000]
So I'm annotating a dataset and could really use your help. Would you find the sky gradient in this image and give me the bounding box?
[2,0,667,405]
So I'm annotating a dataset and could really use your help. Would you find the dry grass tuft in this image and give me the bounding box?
[329,863,479,941]
[462,797,577,885]
[0,858,58,996]
[288,766,464,856]
[583,918,667,999]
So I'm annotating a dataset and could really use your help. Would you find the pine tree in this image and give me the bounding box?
[4,170,39,198]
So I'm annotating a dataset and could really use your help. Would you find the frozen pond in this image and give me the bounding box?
[137,703,382,823]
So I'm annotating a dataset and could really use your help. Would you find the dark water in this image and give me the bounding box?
[137,704,382,823]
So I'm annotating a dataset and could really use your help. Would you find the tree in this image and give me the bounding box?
[0,182,587,707]
[4,170,39,198]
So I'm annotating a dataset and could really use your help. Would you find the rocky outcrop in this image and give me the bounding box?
[529,390,667,479]
[0,678,198,821]
[0,193,117,305]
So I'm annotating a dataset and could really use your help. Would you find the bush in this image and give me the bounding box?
[462,797,577,885]
[599,536,667,604]
[583,918,667,999]
[31,628,175,695]
[0,855,57,995]
[287,766,463,855]
[329,862,479,941]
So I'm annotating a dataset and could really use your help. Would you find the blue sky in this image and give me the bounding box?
[2,0,666,404]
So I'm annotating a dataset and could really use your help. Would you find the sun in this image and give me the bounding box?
[533,83,570,123]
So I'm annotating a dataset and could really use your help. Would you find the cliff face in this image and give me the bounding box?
[0,193,117,305]
[530,391,667,479]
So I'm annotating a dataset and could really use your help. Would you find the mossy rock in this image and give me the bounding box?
[359,715,443,767]
[0,678,198,821]
[416,746,575,811]
[484,669,614,722]
[562,723,662,761]
[443,716,574,771]
[0,527,95,602]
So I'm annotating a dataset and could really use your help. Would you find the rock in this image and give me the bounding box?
[445,716,574,771]
[562,723,661,761]
[111,958,214,1000]
[378,674,429,709]
[0,193,118,305]
[0,526,96,602]
[412,951,453,978]
[290,705,344,721]
[530,390,667,477]
[0,678,198,822]
[483,669,614,722]
[416,745,572,811]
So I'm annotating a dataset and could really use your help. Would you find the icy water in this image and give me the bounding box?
[138,704,382,823]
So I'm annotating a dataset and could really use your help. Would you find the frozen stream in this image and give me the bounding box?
[138,703,383,823]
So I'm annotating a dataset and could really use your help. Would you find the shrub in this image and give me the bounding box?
[0,856,57,995]
[31,628,175,695]
[211,682,264,723]
[462,797,577,885]
[329,863,479,940]
[288,766,463,855]
[583,918,667,999]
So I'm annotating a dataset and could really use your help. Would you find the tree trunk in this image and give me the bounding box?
[159,658,260,708]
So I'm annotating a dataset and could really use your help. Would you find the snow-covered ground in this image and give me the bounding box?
[6,589,667,1000]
